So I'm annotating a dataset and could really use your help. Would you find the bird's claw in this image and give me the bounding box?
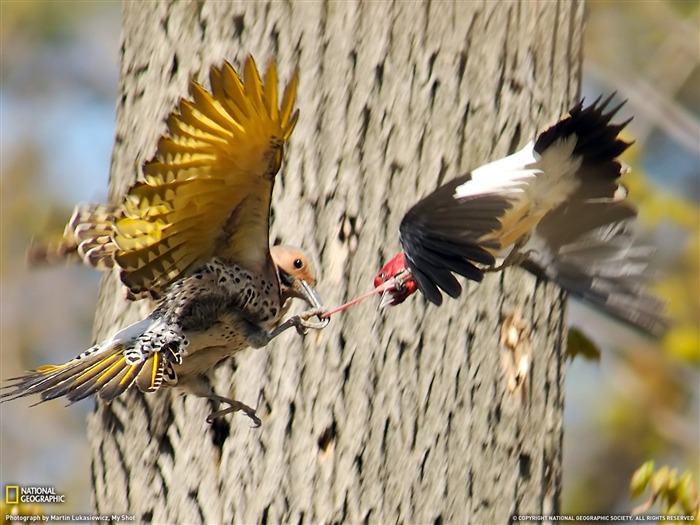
[206,399,261,427]
[486,249,533,272]
[268,307,329,339]
[486,235,534,272]
[291,307,329,334]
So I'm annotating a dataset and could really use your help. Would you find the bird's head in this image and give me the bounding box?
[270,245,323,310]
[373,252,418,308]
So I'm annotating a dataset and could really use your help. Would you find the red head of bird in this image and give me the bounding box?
[373,252,418,308]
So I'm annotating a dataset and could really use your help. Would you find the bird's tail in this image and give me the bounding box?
[522,209,669,337]
[534,94,632,202]
[522,95,668,337]
[27,203,119,270]
[1,316,183,406]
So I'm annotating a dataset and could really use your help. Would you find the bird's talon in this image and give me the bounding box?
[289,316,308,335]
[206,399,261,427]
[298,307,330,329]
[486,251,528,272]
[285,308,330,336]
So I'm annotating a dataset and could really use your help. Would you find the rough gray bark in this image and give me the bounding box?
[89,1,583,523]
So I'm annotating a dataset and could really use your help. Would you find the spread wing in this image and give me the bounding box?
[521,199,669,337]
[398,175,516,305]
[28,57,299,299]
[114,56,299,297]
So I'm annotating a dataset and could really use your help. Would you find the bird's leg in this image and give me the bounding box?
[238,309,328,350]
[485,235,534,272]
[179,374,261,426]
[486,251,527,272]
[269,307,329,338]
[205,394,261,427]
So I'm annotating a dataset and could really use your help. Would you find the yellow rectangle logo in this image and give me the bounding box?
[5,485,19,504]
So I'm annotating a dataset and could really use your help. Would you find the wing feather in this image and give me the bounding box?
[399,174,514,304]
[522,200,668,336]
[108,56,299,297]
[263,61,279,122]
[280,70,299,136]
[26,57,299,299]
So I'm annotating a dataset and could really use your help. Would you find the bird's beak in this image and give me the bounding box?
[294,278,325,311]
[378,285,399,310]
[294,279,330,329]
[376,271,413,310]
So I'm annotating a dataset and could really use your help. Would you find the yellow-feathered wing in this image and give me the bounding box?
[30,56,299,299]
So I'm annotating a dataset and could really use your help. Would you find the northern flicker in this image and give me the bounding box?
[4,56,328,424]
[4,245,322,426]
[369,96,667,336]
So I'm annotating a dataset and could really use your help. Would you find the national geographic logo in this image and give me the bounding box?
[5,486,66,504]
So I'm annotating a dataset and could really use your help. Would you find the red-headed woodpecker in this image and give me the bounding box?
[372,95,668,337]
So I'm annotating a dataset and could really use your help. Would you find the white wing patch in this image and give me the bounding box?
[455,142,539,200]
[456,135,582,215]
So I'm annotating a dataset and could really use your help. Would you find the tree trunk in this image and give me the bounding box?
[89,1,583,523]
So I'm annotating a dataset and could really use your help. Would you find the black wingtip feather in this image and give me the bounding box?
[535,94,630,157]
[411,266,444,306]
[398,176,512,306]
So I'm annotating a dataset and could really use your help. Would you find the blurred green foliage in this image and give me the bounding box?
[624,157,700,364]
[0,502,45,524]
[564,0,699,514]
[567,327,602,362]
[631,460,699,521]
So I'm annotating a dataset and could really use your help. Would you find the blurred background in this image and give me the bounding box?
[0,0,697,517]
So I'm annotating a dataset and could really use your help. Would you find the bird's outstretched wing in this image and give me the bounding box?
[114,57,299,297]
[398,175,516,305]
[29,56,299,299]
[521,199,669,337]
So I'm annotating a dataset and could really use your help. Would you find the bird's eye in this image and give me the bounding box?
[380,272,386,280]
[294,258,304,269]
